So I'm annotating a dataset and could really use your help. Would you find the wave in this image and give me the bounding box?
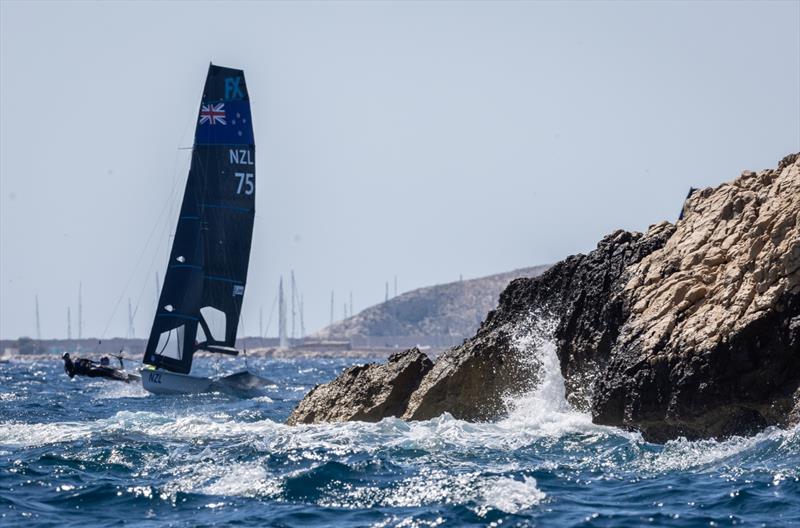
[2,328,799,526]
[3,322,798,475]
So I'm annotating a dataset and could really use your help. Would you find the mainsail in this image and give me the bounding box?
[143,64,255,374]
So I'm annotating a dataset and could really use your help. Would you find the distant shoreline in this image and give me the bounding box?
[2,347,443,363]
[1,336,450,362]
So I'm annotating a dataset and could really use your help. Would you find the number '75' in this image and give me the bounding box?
[234,172,254,195]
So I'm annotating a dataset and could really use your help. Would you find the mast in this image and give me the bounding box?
[35,295,41,340]
[300,294,305,337]
[127,298,135,338]
[290,270,296,339]
[78,282,83,339]
[278,277,288,348]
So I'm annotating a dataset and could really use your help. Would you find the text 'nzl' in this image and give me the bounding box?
[229,149,254,165]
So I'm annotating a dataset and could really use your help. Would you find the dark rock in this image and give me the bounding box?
[401,319,542,421]
[593,282,800,443]
[402,223,675,420]
[592,154,800,441]
[286,348,433,425]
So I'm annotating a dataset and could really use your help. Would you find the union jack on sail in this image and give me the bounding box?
[199,103,226,125]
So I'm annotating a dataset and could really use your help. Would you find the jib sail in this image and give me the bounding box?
[143,64,255,374]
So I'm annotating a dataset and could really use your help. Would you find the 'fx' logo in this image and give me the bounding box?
[225,77,244,100]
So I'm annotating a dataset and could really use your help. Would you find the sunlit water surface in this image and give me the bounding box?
[1,345,798,527]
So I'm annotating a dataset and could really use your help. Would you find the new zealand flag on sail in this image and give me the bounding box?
[195,65,254,145]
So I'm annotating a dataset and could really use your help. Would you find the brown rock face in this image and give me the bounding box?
[593,153,800,440]
[623,154,799,356]
[401,319,540,421]
[286,348,433,425]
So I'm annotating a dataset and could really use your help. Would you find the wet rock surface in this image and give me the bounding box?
[286,348,433,425]
[486,222,676,409]
[401,320,538,421]
[593,153,800,441]
[289,153,800,442]
[403,223,675,420]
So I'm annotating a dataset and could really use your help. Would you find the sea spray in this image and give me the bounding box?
[504,312,567,414]
[497,311,601,440]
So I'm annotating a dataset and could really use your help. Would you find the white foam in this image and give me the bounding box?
[0,421,93,446]
[93,381,149,400]
[635,423,800,475]
[476,475,546,515]
[155,460,281,502]
[198,463,281,497]
[371,515,445,528]
[318,465,544,515]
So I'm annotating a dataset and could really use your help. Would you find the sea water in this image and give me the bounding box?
[1,338,799,527]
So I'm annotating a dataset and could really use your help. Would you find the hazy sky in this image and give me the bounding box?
[1,1,798,340]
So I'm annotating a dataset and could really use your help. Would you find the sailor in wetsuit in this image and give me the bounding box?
[62,352,98,378]
[62,352,138,382]
[62,352,74,377]
[63,352,119,379]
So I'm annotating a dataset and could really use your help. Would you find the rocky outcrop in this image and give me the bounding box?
[289,153,800,442]
[403,223,675,420]
[286,348,433,425]
[289,225,675,425]
[592,153,800,440]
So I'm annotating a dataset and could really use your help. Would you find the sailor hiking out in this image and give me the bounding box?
[62,352,140,383]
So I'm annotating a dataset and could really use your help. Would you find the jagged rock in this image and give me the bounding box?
[592,153,800,441]
[401,320,538,421]
[286,348,433,425]
[403,223,675,420]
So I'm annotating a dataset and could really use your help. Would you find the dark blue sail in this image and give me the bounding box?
[143,64,256,374]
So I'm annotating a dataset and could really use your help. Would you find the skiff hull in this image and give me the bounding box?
[141,369,213,394]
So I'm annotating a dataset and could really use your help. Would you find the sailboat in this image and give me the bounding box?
[141,64,257,394]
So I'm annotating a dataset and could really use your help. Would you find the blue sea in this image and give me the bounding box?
[1,348,799,527]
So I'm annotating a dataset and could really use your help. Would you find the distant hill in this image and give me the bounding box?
[312,266,550,342]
